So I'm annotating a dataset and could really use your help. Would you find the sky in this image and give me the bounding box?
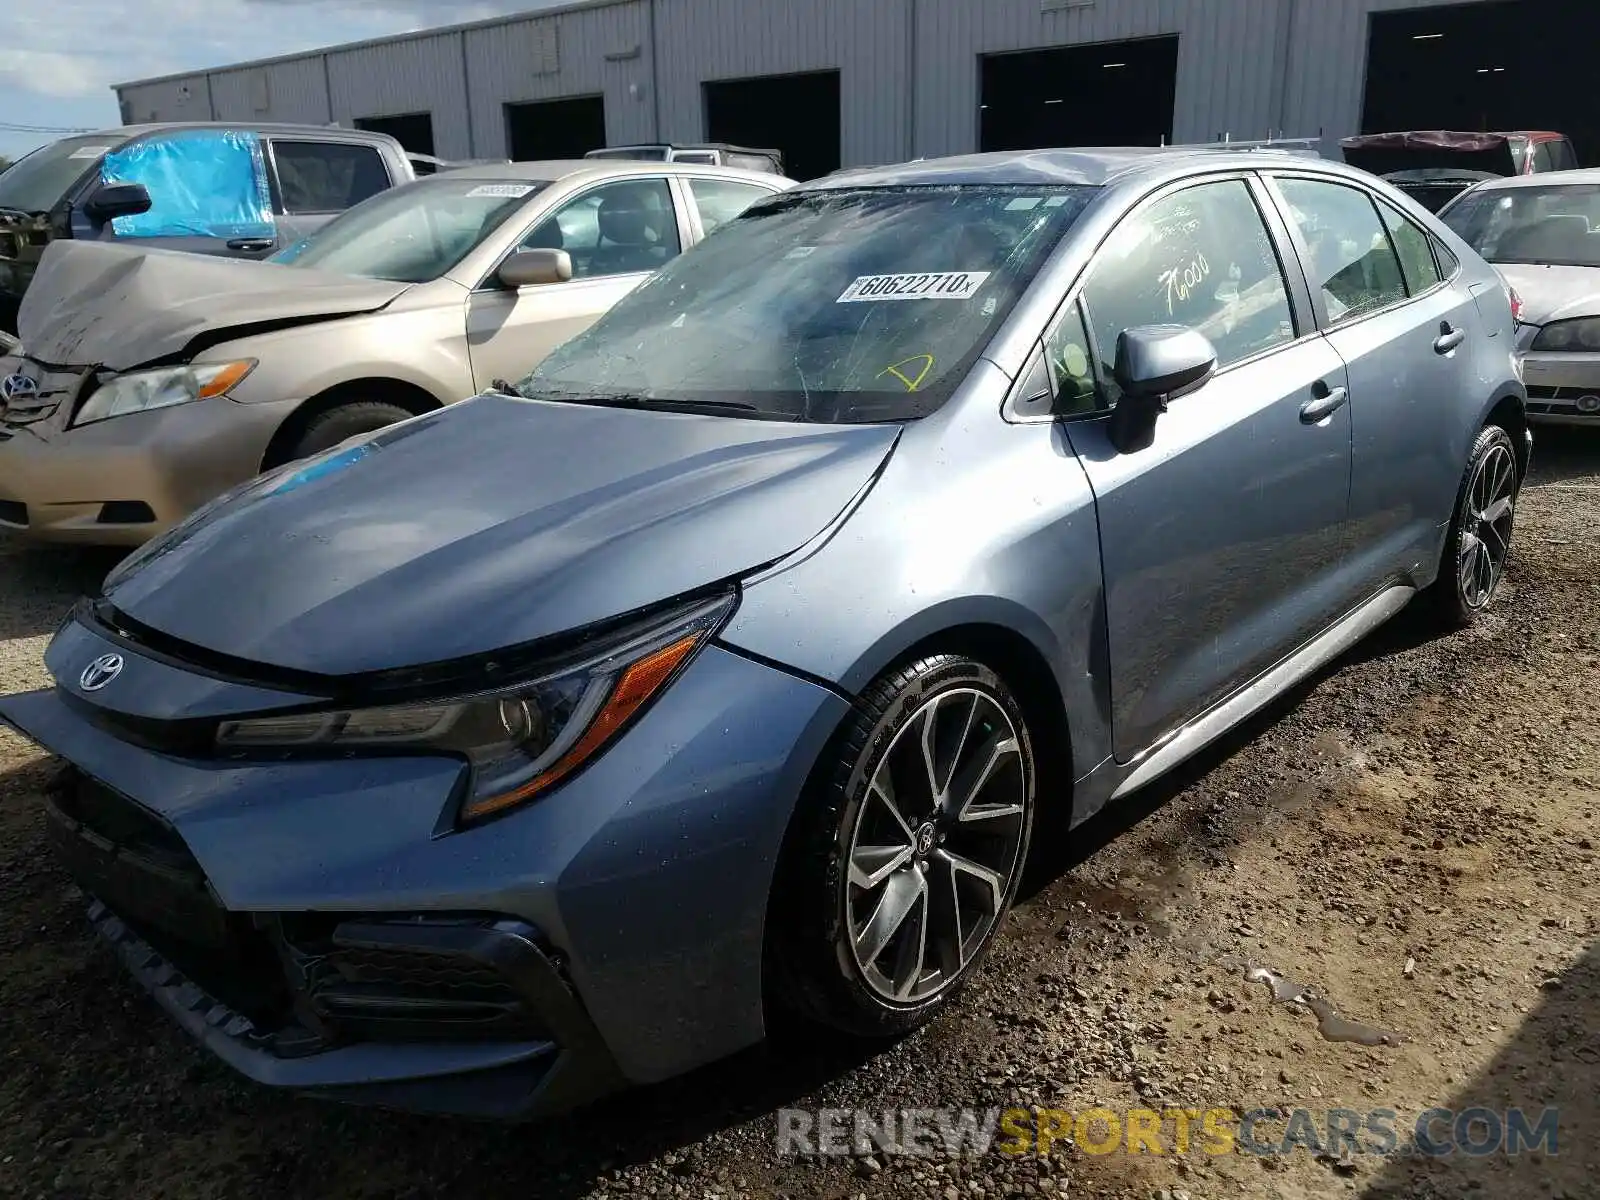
[0,0,555,160]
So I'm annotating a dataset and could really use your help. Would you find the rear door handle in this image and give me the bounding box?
[1434,323,1467,354]
[226,238,274,252]
[1300,382,1349,424]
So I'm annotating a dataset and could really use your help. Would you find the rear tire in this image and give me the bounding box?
[287,401,415,462]
[768,655,1036,1038]
[1427,423,1520,629]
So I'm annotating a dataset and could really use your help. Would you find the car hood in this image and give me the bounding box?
[18,240,409,370]
[1494,263,1600,326]
[101,394,900,677]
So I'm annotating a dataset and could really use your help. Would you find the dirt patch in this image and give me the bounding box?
[0,436,1597,1200]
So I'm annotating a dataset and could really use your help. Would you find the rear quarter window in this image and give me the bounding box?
[272,141,392,214]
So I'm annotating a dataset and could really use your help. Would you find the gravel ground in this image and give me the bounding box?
[1,432,1597,1200]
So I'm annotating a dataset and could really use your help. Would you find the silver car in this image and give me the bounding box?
[0,147,1525,1120]
[1438,168,1600,425]
[0,160,791,544]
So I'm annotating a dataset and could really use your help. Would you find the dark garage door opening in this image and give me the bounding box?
[704,71,840,181]
[1364,0,1600,165]
[981,35,1179,153]
[354,112,435,156]
[506,96,608,161]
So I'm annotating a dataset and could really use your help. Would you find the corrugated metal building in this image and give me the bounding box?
[112,0,1587,180]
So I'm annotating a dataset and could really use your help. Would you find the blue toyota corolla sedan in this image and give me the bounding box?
[0,147,1526,1119]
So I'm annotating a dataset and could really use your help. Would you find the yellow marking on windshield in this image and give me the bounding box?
[879,354,936,392]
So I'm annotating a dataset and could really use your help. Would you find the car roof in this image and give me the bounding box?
[1464,167,1600,192]
[799,146,1350,192]
[430,159,794,185]
[86,121,401,142]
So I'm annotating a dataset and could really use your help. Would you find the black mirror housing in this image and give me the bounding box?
[1107,325,1218,454]
[83,182,154,224]
[1113,324,1218,399]
[497,248,574,288]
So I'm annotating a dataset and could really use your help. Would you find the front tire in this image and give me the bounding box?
[769,655,1036,1038]
[1428,423,1520,629]
[288,400,416,462]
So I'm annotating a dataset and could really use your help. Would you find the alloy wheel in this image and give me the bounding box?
[844,688,1029,1005]
[1458,440,1517,609]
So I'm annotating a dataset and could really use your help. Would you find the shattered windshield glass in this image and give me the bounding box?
[271,176,547,282]
[1441,184,1600,268]
[518,184,1097,423]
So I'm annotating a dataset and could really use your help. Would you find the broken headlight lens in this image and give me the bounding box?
[1531,318,1600,353]
[73,360,256,427]
[215,594,733,823]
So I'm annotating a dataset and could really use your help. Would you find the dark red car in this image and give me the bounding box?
[1341,129,1579,212]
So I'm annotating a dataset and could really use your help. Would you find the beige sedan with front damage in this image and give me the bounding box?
[0,159,791,544]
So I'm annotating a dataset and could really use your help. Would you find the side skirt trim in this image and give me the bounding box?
[1109,583,1415,801]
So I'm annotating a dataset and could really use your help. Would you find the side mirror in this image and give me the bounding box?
[1107,324,1217,454]
[497,248,573,288]
[83,182,153,224]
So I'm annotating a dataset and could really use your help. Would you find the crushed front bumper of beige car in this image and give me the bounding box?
[0,358,298,546]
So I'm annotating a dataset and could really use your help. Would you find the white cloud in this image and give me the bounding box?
[0,49,104,98]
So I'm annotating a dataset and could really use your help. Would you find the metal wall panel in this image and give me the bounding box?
[464,0,656,157]
[327,32,470,157]
[652,0,912,168]
[1281,0,1498,153]
[113,0,1516,169]
[913,0,1291,157]
[117,78,212,123]
[209,58,333,125]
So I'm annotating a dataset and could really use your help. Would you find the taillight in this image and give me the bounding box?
[1509,286,1524,324]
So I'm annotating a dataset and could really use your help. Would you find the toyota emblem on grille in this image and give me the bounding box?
[79,653,125,692]
[0,373,39,404]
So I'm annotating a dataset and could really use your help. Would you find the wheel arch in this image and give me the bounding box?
[260,377,447,471]
[823,600,1079,805]
[1482,389,1531,479]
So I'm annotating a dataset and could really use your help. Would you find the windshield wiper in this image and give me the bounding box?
[489,378,520,397]
[524,389,760,416]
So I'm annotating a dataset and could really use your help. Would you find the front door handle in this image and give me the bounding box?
[1300,381,1349,424]
[227,238,274,252]
[1434,322,1467,355]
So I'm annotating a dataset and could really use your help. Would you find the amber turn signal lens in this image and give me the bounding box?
[461,632,702,821]
[197,360,256,400]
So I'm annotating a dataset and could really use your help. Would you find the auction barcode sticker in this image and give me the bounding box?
[467,183,537,199]
[837,271,991,303]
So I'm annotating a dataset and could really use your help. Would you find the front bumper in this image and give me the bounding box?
[1518,350,1600,425]
[0,382,299,546]
[0,631,848,1116]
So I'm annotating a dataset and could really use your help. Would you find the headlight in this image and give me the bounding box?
[1531,318,1600,352]
[73,360,256,427]
[215,593,733,823]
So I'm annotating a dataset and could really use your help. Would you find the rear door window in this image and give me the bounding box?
[272,141,392,214]
[99,129,274,240]
[1378,202,1443,295]
[688,178,776,234]
[1275,177,1407,323]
